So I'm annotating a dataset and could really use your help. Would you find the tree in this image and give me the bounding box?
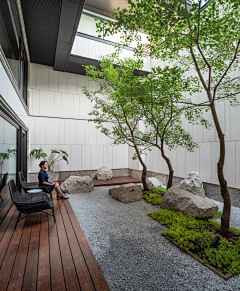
[83,51,207,190]
[132,65,208,189]
[83,52,152,191]
[97,0,240,237]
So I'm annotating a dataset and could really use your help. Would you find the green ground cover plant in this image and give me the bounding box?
[148,209,240,276]
[142,187,166,205]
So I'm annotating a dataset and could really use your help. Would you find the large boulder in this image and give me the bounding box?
[97,166,113,180]
[146,177,162,188]
[161,187,218,219]
[109,183,142,203]
[60,176,94,194]
[178,171,205,198]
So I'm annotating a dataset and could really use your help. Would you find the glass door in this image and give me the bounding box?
[0,117,17,181]
[0,116,17,223]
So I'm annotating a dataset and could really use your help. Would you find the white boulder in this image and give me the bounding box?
[60,176,94,194]
[109,183,142,203]
[161,187,218,219]
[97,166,113,180]
[146,177,162,188]
[178,171,205,198]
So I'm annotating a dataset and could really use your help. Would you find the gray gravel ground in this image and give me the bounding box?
[69,186,240,291]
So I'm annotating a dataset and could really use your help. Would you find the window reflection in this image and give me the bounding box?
[0,1,20,84]
[0,0,28,103]
[78,13,102,38]
[0,117,16,183]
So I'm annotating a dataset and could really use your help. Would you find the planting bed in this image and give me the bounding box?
[148,209,240,278]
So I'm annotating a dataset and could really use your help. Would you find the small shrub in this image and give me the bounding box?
[150,186,166,193]
[142,187,165,205]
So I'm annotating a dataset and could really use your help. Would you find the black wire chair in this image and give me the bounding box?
[18,171,53,201]
[8,179,55,230]
[0,172,8,202]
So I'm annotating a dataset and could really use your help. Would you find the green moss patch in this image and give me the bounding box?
[148,209,240,276]
[142,187,166,205]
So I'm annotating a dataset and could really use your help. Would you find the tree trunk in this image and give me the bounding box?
[189,45,231,237]
[133,145,151,192]
[141,163,150,192]
[157,143,174,189]
[162,154,174,189]
[211,104,231,238]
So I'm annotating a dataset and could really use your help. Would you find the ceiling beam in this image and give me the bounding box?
[54,0,85,71]
[67,55,149,76]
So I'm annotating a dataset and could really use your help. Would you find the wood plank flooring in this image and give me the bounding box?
[0,185,12,225]
[0,188,110,291]
[93,176,142,186]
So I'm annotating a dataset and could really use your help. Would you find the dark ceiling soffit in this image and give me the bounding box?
[54,0,86,71]
[67,54,150,76]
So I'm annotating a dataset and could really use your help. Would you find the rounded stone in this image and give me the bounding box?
[97,166,113,180]
[60,175,94,194]
[161,187,218,219]
[178,171,205,198]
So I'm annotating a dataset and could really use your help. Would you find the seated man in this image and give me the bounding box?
[38,161,68,199]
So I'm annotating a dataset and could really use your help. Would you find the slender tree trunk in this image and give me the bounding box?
[157,143,174,189]
[133,145,151,192]
[141,163,149,192]
[211,104,231,237]
[189,46,231,237]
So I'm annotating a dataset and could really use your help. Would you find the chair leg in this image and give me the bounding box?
[52,208,56,222]
[14,212,21,230]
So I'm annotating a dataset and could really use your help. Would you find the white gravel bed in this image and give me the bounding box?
[69,186,240,291]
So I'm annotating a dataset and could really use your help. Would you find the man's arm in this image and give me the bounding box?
[47,179,55,185]
[42,181,53,186]
[39,172,53,186]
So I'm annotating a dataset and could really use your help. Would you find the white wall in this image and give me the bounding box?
[28,60,240,188]
[71,35,151,72]
[28,63,128,173]
[132,58,240,189]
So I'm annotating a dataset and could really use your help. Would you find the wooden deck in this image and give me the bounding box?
[0,187,110,291]
[93,176,142,186]
[0,185,12,225]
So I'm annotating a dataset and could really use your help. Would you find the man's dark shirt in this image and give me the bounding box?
[38,169,49,187]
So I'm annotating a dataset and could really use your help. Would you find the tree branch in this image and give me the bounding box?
[213,38,240,103]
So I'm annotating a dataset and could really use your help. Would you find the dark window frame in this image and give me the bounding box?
[0,95,28,191]
[0,114,27,224]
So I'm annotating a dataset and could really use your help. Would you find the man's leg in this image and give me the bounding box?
[55,182,67,198]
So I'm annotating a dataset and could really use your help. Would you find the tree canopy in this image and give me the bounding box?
[83,50,209,189]
[96,0,240,237]
[83,51,152,190]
